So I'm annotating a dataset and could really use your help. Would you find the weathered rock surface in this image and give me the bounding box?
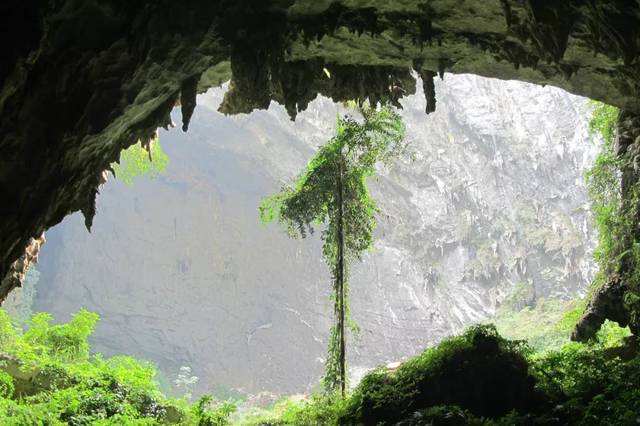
[573,109,640,341]
[0,234,45,305]
[1,0,639,301]
[32,74,597,395]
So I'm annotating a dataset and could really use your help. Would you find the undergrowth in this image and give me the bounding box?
[0,309,235,425]
[238,322,637,425]
[0,307,636,425]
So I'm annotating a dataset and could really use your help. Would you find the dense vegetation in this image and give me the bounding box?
[582,101,640,337]
[238,322,638,425]
[0,309,235,425]
[236,101,640,424]
[1,305,636,425]
[584,101,620,293]
[493,296,630,352]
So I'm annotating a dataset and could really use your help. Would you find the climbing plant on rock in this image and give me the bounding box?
[574,102,640,340]
[260,105,406,396]
[585,101,621,281]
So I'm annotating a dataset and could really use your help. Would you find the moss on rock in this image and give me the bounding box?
[340,325,541,424]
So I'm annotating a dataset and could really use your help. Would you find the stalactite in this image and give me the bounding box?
[419,69,437,114]
[180,74,201,132]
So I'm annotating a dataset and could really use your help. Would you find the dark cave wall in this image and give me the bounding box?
[1,0,640,308]
[573,110,640,341]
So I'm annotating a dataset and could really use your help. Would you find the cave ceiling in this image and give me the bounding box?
[1,0,639,301]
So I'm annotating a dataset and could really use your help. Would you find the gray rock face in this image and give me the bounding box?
[31,74,597,396]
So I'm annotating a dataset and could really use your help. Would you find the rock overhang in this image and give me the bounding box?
[0,0,639,300]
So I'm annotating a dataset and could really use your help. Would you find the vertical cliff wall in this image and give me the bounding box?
[29,74,597,396]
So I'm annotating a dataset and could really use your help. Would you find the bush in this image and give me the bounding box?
[3,308,636,425]
[340,325,541,424]
[0,308,235,425]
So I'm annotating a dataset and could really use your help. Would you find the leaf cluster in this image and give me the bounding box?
[112,136,169,186]
[584,101,621,277]
[0,309,235,425]
[259,105,405,254]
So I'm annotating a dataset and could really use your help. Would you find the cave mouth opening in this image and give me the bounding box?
[2,73,615,401]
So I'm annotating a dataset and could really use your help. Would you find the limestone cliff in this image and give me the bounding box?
[31,74,597,396]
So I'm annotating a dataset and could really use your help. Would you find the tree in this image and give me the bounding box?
[260,105,406,395]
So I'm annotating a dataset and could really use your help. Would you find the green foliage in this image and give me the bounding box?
[243,322,638,425]
[260,105,406,248]
[192,395,236,426]
[260,105,406,393]
[237,394,348,426]
[530,342,640,423]
[23,309,99,363]
[3,266,39,325]
[112,136,169,186]
[340,325,538,424]
[495,296,631,352]
[495,298,580,351]
[0,371,14,399]
[584,100,640,332]
[0,308,235,425]
[588,101,619,147]
[585,101,621,279]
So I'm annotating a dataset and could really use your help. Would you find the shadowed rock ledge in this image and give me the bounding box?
[1,0,640,308]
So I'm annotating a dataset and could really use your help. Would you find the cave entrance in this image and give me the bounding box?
[4,74,601,401]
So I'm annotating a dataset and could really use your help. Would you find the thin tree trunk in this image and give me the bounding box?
[335,154,346,397]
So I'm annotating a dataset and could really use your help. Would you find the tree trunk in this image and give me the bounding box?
[335,154,347,397]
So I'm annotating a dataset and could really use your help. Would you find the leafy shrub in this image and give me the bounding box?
[0,308,235,425]
[531,342,640,424]
[340,325,540,424]
[22,309,99,362]
[237,394,348,426]
[0,371,14,398]
[192,395,236,425]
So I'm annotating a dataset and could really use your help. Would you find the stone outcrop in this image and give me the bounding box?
[572,277,631,341]
[573,110,640,341]
[1,1,639,331]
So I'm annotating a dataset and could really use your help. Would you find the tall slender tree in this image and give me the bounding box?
[260,105,406,396]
